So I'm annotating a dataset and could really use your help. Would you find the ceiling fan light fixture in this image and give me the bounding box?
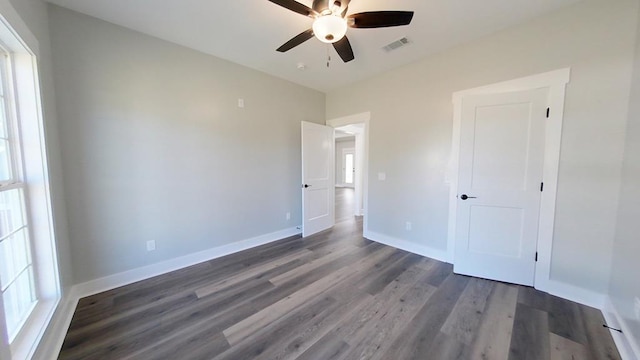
[312,15,347,43]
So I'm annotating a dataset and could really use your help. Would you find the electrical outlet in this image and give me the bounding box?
[634,297,640,320]
[405,222,412,231]
[146,240,156,252]
[286,212,291,221]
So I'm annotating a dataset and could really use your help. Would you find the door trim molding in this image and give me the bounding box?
[447,68,570,292]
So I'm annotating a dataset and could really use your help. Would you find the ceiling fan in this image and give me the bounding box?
[268,0,414,63]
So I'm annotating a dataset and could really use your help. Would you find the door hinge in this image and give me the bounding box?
[540,182,544,192]
[535,252,538,262]
[546,108,550,118]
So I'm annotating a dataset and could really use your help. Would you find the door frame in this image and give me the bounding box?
[327,112,370,231]
[447,68,570,291]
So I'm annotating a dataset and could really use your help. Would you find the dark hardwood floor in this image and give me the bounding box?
[58,188,620,359]
[335,186,355,223]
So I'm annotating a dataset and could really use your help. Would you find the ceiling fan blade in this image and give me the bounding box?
[348,11,414,28]
[268,0,316,17]
[277,29,315,52]
[333,36,355,63]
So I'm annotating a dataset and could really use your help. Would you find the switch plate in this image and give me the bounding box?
[146,240,156,252]
[238,99,245,108]
[286,212,291,221]
[378,172,386,181]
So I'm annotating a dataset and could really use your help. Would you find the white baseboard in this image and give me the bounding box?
[539,279,606,309]
[73,226,302,298]
[34,226,301,359]
[603,297,640,360]
[364,230,450,263]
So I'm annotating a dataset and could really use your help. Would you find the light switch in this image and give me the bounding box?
[378,172,386,181]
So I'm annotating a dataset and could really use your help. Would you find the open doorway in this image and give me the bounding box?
[328,112,369,233]
[334,130,355,223]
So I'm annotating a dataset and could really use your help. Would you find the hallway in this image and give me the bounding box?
[335,187,357,224]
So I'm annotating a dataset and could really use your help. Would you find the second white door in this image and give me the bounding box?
[454,88,548,286]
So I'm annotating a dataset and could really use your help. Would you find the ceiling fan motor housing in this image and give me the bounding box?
[312,0,348,15]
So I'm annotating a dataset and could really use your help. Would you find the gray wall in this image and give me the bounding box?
[48,6,326,283]
[5,0,73,292]
[326,0,638,294]
[609,2,640,349]
[336,138,355,186]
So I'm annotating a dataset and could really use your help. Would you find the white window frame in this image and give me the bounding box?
[0,6,60,360]
[0,41,38,343]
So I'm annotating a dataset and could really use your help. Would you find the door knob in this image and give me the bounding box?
[460,194,477,200]
[303,184,311,188]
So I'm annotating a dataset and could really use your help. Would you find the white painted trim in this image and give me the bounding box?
[451,68,571,101]
[364,230,449,263]
[543,280,605,309]
[327,112,370,127]
[73,226,302,298]
[31,292,78,360]
[327,112,370,230]
[603,297,640,360]
[448,68,571,291]
[534,77,569,292]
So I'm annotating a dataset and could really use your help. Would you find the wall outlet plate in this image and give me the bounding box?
[405,222,412,231]
[634,297,640,320]
[146,240,156,252]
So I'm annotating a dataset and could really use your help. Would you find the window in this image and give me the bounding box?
[0,48,37,343]
[0,11,60,360]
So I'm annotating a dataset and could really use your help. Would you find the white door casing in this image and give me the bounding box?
[453,88,548,286]
[302,121,335,237]
[448,68,569,293]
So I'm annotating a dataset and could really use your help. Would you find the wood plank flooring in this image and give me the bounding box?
[58,188,620,360]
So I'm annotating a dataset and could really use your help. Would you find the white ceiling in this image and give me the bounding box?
[44,0,582,92]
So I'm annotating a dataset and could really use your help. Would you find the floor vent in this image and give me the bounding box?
[382,37,410,52]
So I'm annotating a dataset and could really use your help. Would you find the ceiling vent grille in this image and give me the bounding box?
[382,37,410,52]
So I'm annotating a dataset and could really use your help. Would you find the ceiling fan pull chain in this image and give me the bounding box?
[327,44,331,68]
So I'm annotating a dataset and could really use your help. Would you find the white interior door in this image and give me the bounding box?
[454,88,548,286]
[302,121,335,237]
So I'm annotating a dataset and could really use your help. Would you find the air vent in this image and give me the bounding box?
[382,37,410,52]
